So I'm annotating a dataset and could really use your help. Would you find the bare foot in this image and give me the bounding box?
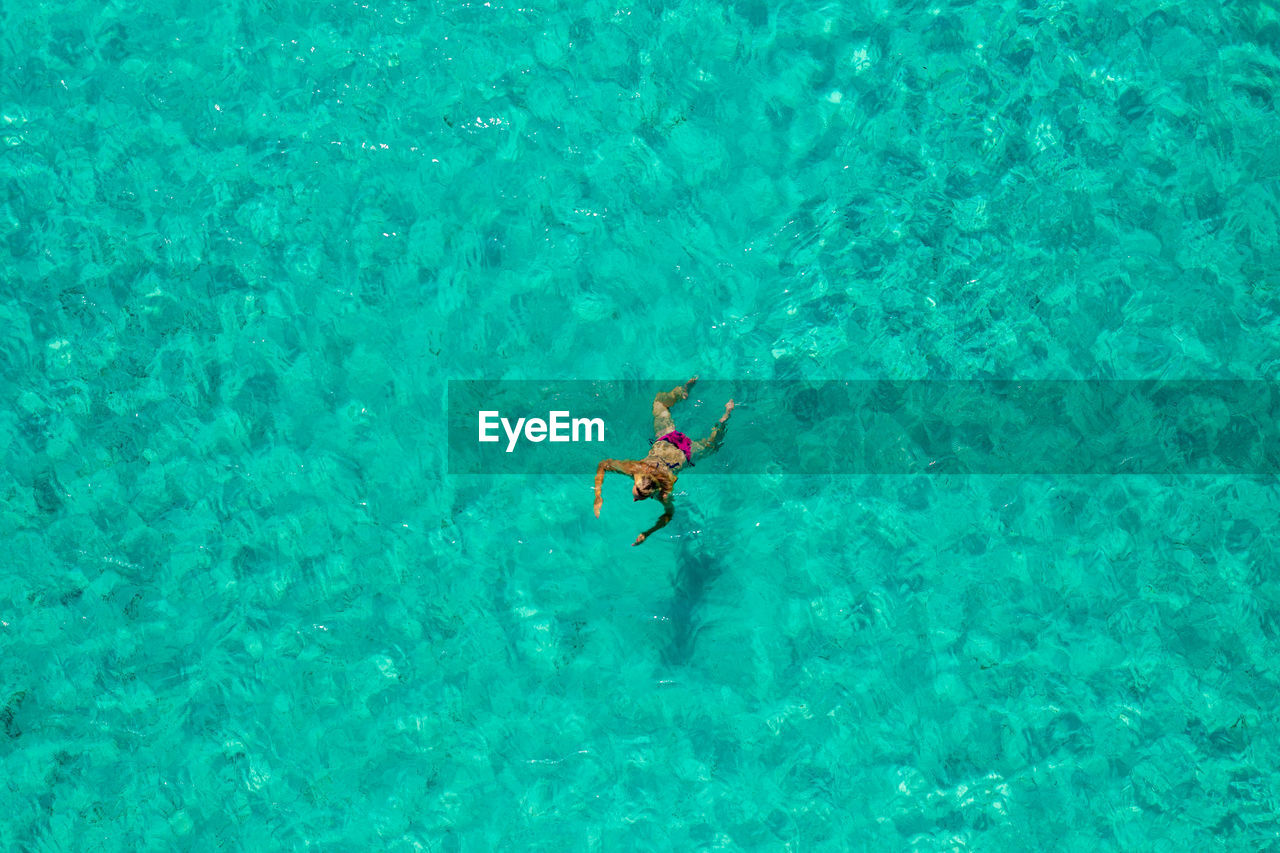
[676,375,698,400]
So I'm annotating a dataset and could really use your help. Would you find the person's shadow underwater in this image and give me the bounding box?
[661,502,725,666]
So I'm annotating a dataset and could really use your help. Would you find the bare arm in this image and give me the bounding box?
[689,400,734,463]
[633,495,675,546]
[593,458,636,517]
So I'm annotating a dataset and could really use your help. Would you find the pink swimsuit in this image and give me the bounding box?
[655,431,693,464]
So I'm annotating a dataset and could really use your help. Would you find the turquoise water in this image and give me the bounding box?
[3,0,1280,847]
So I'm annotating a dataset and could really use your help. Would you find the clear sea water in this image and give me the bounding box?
[3,0,1280,849]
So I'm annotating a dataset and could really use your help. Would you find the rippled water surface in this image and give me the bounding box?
[3,0,1280,848]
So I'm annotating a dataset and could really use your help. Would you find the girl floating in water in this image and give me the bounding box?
[593,377,734,546]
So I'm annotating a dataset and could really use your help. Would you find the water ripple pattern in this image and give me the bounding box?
[2,0,1279,848]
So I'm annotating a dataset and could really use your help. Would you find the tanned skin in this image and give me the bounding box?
[594,376,734,546]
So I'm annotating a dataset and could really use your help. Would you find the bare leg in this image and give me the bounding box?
[690,399,734,463]
[653,400,676,436]
[654,375,697,408]
[653,376,697,436]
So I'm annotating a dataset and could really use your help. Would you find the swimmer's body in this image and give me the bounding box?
[593,376,734,546]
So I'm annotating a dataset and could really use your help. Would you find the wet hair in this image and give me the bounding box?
[636,463,675,499]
